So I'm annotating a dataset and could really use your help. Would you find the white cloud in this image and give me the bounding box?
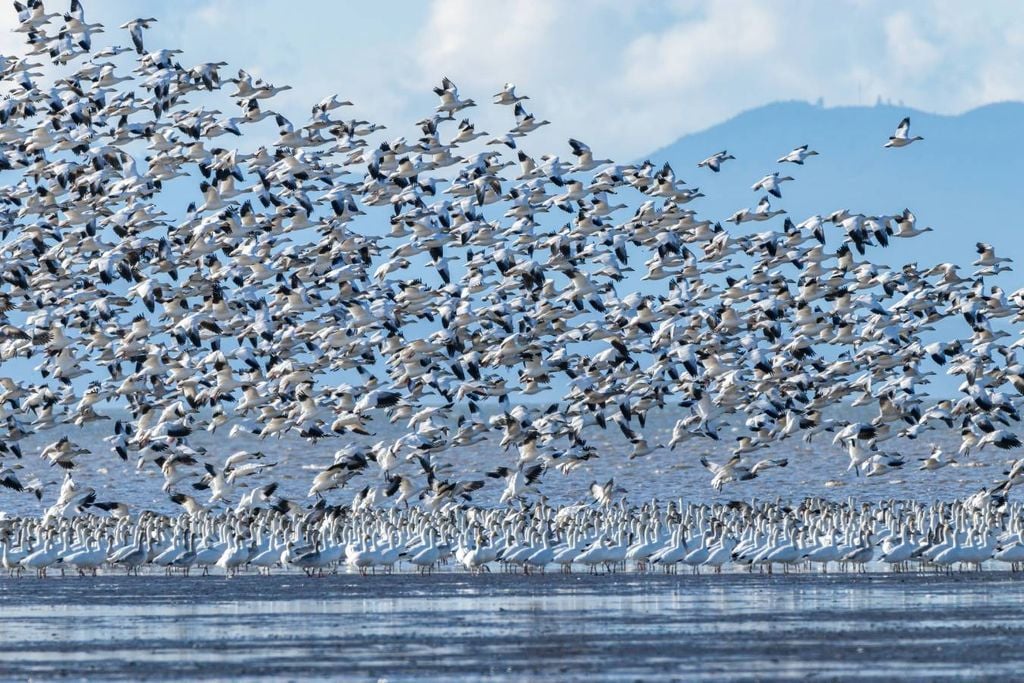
[16,0,1024,159]
[406,0,1024,157]
[417,0,560,80]
[619,2,781,93]
[884,11,941,74]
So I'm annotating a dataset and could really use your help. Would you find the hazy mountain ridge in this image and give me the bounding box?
[637,100,1023,396]
[645,99,1023,272]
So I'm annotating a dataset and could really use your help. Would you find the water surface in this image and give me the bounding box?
[1,407,996,517]
[1,572,1019,680]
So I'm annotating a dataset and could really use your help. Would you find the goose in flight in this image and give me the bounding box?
[728,196,786,224]
[884,117,923,148]
[511,102,549,135]
[892,208,932,238]
[751,171,794,198]
[567,139,612,172]
[978,429,1023,451]
[39,437,89,470]
[312,94,352,115]
[434,76,475,115]
[119,17,156,54]
[700,455,788,491]
[493,82,528,106]
[697,150,734,173]
[0,466,25,492]
[974,242,1012,269]
[488,464,544,504]
[777,144,818,164]
[919,445,956,470]
[0,0,1018,535]
[589,478,622,507]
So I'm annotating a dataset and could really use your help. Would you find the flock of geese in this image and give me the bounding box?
[3,496,1023,577]
[0,0,1020,576]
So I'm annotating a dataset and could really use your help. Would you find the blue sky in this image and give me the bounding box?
[12,1,1023,158]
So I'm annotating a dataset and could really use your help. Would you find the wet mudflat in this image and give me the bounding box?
[0,572,1021,681]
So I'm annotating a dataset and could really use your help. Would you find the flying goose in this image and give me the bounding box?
[777,144,818,164]
[884,116,923,148]
[697,150,734,172]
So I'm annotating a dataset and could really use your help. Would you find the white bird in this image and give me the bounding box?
[697,150,734,173]
[777,144,818,164]
[884,116,923,148]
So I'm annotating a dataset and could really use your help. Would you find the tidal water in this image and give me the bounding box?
[0,407,1000,517]
[0,572,1019,681]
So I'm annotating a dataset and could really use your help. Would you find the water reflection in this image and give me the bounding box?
[0,574,1021,680]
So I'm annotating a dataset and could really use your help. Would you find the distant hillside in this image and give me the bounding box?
[644,100,1024,282]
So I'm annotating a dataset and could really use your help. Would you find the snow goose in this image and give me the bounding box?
[523,533,556,574]
[458,530,491,573]
[216,535,250,577]
[703,529,739,573]
[840,534,874,572]
[290,538,340,577]
[651,528,688,573]
[625,527,663,571]
[880,530,916,572]
[751,172,794,199]
[802,530,843,572]
[884,116,923,148]
[112,533,150,575]
[409,530,441,574]
[493,83,528,106]
[575,537,612,574]
[21,535,61,577]
[119,17,156,54]
[778,144,818,164]
[434,77,475,115]
[994,540,1024,570]
[346,536,382,575]
[552,531,583,573]
[919,444,956,471]
[697,150,734,172]
[728,196,786,224]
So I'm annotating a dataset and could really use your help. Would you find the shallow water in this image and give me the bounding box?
[1,407,999,517]
[0,572,1021,680]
